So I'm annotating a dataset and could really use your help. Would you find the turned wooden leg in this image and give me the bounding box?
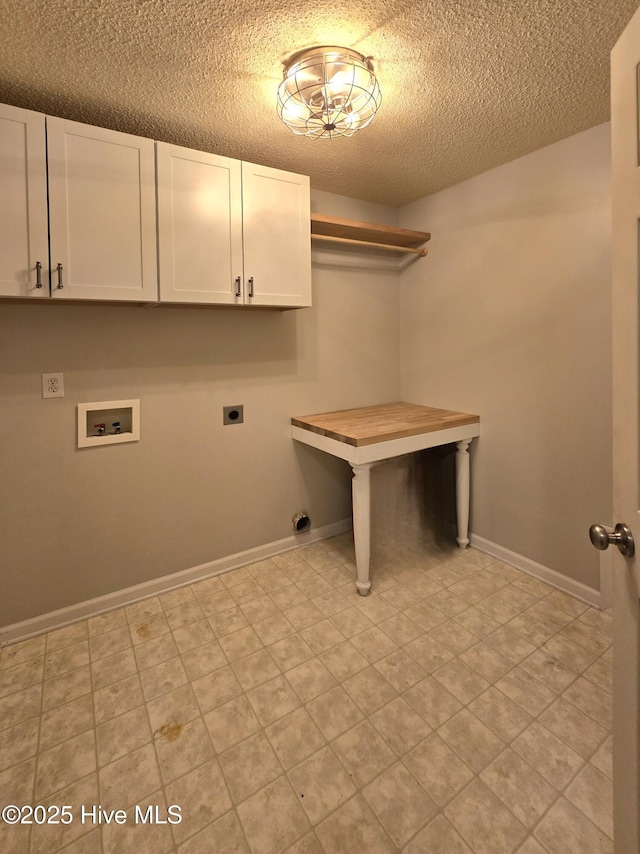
[350,461,374,595]
[455,439,472,549]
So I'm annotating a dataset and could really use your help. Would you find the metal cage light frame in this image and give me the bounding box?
[276,46,381,139]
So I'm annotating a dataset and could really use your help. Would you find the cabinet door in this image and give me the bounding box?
[47,117,158,301]
[157,143,243,304]
[0,104,48,298]
[241,162,311,308]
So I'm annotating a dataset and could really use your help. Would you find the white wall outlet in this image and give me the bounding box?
[42,372,64,399]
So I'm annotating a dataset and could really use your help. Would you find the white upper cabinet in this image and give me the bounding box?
[157,146,311,308]
[0,109,158,302]
[156,143,243,304]
[0,104,49,298]
[47,117,158,301]
[0,101,310,308]
[241,162,311,308]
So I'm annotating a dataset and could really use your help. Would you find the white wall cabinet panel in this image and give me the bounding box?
[157,143,243,304]
[0,104,49,298]
[0,101,310,308]
[156,150,311,308]
[241,162,311,308]
[47,117,158,301]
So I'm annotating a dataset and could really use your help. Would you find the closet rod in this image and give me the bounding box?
[311,233,428,257]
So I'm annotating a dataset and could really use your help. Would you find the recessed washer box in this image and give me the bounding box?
[77,399,140,448]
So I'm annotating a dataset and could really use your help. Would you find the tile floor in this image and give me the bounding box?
[0,534,613,853]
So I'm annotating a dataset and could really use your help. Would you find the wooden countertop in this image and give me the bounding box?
[291,403,480,447]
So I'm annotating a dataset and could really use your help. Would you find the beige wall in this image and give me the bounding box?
[0,191,400,627]
[399,123,612,590]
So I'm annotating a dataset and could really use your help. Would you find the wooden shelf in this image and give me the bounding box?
[310,213,430,258]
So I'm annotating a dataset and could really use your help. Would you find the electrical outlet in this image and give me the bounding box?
[42,372,64,399]
[223,405,244,425]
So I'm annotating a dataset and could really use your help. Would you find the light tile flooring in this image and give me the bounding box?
[0,534,613,854]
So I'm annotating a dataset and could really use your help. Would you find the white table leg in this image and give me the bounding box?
[350,461,374,595]
[455,438,472,549]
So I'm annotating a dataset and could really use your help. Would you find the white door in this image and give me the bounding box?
[241,162,311,308]
[156,142,244,304]
[609,7,640,852]
[47,117,158,301]
[0,104,48,298]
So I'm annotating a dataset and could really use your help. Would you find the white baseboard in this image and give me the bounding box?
[469,533,601,608]
[0,518,353,647]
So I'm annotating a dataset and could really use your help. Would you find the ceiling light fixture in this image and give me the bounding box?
[276,46,381,140]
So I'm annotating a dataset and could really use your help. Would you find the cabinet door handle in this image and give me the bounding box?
[235,276,241,298]
[56,263,64,289]
[248,277,254,298]
[35,261,43,289]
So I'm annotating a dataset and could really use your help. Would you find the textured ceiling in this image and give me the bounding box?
[0,0,636,206]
